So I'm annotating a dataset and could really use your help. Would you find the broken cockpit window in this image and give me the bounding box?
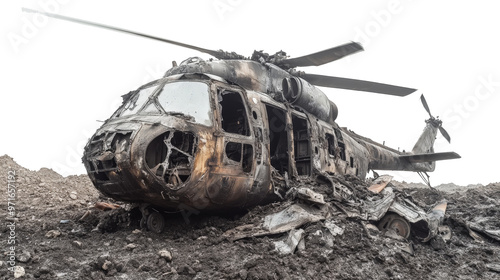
[119,86,158,117]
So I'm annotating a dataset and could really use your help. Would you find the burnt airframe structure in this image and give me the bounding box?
[81,56,459,211]
[24,9,460,237]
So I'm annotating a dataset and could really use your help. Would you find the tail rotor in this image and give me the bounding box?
[420,94,451,143]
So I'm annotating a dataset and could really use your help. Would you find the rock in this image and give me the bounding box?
[486,263,500,273]
[431,235,446,251]
[17,251,31,263]
[125,234,137,243]
[125,243,137,251]
[69,191,77,200]
[158,249,173,262]
[72,241,83,249]
[115,262,125,272]
[132,229,142,234]
[39,183,46,187]
[14,266,25,278]
[179,265,196,275]
[239,269,248,280]
[385,268,394,277]
[126,259,140,269]
[96,254,110,269]
[102,260,113,271]
[139,264,154,271]
[45,230,61,238]
[38,266,51,275]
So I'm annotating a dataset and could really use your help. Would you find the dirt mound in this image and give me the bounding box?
[1,155,499,279]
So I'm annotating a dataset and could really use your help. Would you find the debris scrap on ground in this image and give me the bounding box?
[0,155,499,279]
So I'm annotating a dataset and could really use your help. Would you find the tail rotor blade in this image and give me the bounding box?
[439,126,451,143]
[420,94,433,118]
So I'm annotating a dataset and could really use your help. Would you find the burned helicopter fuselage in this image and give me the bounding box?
[83,58,374,210]
[21,8,460,238]
[83,57,460,211]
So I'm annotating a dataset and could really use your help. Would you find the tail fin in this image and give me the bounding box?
[402,120,460,171]
[411,119,439,154]
[413,94,453,154]
[403,95,461,171]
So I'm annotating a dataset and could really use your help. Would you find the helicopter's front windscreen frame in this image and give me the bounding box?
[113,80,214,127]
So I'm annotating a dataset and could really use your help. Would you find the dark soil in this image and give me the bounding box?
[1,155,499,280]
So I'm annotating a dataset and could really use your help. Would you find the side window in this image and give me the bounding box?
[219,91,250,136]
[225,142,253,172]
[326,133,336,156]
[334,128,347,161]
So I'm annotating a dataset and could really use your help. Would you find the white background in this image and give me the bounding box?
[1,0,499,185]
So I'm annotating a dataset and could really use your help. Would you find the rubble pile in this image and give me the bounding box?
[1,154,499,279]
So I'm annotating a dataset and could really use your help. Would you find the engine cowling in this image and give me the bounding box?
[282,77,338,123]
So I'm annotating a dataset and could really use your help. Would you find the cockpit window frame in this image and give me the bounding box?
[113,80,215,127]
[113,79,163,118]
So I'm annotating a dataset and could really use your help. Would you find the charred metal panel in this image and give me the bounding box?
[338,130,370,178]
[316,123,344,175]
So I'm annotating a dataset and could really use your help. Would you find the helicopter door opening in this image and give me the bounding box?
[292,115,311,176]
[219,91,250,136]
[218,90,253,172]
[264,105,289,175]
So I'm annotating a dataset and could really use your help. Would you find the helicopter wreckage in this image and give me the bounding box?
[24,8,461,244]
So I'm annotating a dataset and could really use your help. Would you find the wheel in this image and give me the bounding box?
[377,213,411,239]
[147,211,165,233]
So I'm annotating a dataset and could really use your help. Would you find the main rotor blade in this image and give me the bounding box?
[439,126,451,143]
[301,73,416,96]
[420,94,433,118]
[279,42,363,68]
[22,8,228,59]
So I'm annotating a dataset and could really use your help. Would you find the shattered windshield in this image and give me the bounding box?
[119,86,157,117]
[156,81,212,126]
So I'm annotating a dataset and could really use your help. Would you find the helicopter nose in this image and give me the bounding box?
[83,124,201,199]
[84,130,133,182]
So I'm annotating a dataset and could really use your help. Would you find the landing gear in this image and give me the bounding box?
[378,213,411,239]
[139,204,165,233]
[147,211,165,233]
